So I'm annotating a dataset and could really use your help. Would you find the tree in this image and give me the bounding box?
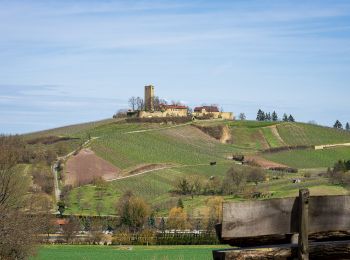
[167,207,189,230]
[177,198,184,209]
[136,97,144,110]
[333,120,343,129]
[206,196,223,231]
[239,113,246,121]
[57,201,65,217]
[247,168,265,185]
[62,216,80,244]
[0,135,43,259]
[222,167,246,195]
[176,178,192,195]
[256,109,265,121]
[128,96,137,111]
[283,113,288,122]
[117,191,150,231]
[265,112,271,121]
[159,217,166,232]
[346,122,350,131]
[288,114,295,122]
[272,111,278,121]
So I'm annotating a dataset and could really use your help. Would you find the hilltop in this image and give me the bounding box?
[23,119,350,216]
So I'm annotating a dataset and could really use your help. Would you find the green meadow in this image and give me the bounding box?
[32,245,230,260]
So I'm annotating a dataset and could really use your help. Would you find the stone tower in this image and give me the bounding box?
[144,85,154,111]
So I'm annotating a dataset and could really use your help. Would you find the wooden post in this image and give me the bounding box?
[298,188,309,260]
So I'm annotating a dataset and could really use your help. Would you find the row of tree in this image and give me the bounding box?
[333,120,350,130]
[115,190,222,233]
[128,96,184,111]
[256,109,295,122]
[175,166,266,197]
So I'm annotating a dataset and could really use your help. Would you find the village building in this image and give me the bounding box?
[192,106,233,120]
[127,85,234,120]
[128,85,189,118]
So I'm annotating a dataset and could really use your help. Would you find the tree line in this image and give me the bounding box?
[256,109,295,122]
[333,120,350,130]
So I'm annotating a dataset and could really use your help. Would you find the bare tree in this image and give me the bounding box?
[0,135,43,259]
[136,97,144,110]
[239,113,246,120]
[62,216,80,244]
[128,96,137,111]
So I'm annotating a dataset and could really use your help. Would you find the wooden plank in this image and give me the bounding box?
[298,189,309,260]
[213,240,350,260]
[221,195,350,239]
[309,195,350,233]
[221,197,298,238]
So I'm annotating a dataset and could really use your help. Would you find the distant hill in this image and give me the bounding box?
[23,118,350,216]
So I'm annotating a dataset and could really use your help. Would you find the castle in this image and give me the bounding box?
[128,85,234,120]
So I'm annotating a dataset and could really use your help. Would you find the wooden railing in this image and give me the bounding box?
[213,189,350,259]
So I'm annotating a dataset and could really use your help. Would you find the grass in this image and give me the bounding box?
[277,123,350,146]
[66,163,234,216]
[32,245,230,260]
[262,147,350,169]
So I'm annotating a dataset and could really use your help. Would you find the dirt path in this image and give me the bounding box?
[267,125,286,145]
[220,125,232,144]
[107,162,231,182]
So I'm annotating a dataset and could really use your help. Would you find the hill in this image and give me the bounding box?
[22,119,350,216]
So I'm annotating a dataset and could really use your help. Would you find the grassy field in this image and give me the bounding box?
[277,123,350,146]
[32,245,230,260]
[262,147,350,169]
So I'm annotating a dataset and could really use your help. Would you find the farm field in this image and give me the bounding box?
[32,245,230,260]
[262,147,350,169]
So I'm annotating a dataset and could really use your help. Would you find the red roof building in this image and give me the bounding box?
[194,106,219,113]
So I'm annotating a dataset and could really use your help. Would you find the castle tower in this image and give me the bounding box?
[144,85,154,111]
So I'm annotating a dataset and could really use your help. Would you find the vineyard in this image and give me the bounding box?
[263,147,350,169]
[25,118,350,216]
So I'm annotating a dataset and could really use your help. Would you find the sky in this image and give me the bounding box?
[0,0,350,134]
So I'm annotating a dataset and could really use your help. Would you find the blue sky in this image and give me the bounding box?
[1,0,350,134]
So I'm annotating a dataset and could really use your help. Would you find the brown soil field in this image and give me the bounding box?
[65,148,121,186]
[245,155,288,169]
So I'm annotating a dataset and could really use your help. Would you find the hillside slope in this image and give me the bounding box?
[23,119,350,216]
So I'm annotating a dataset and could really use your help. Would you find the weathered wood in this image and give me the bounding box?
[213,240,350,260]
[298,189,309,260]
[221,198,298,239]
[221,195,350,240]
[309,195,350,233]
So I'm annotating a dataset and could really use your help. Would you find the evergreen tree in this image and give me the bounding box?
[333,120,343,129]
[177,198,184,209]
[272,111,278,121]
[256,109,265,121]
[283,113,288,122]
[346,122,350,131]
[288,114,295,122]
[159,217,166,233]
[265,112,271,121]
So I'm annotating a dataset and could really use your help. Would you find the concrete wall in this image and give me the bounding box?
[139,108,188,118]
[192,111,234,120]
